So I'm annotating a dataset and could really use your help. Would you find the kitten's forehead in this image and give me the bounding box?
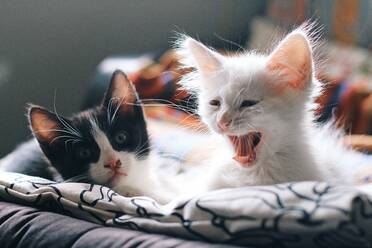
[212,54,268,101]
[227,54,267,83]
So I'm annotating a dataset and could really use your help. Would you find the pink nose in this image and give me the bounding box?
[218,121,231,131]
[218,114,232,131]
[104,159,122,170]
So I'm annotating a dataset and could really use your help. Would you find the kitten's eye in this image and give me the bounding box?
[240,100,259,108]
[209,99,221,107]
[77,147,91,160]
[114,131,128,145]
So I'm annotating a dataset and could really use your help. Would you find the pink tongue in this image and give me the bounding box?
[229,134,256,167]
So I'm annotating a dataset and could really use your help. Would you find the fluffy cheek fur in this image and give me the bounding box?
[198,92,219,134]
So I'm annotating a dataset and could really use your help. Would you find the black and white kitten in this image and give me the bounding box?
[1,70,172,203]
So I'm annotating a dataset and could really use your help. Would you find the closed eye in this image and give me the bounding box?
[209,99,221,107]
[240,100,259,108]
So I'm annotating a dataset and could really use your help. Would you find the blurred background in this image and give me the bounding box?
[0,0,372,155]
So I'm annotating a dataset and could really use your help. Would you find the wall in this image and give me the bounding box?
[0,0,265,155]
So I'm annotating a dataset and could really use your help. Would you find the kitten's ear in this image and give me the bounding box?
[178,36,223,77]
[266,30,313,93]
[102,70,139,113]
[28,105,68,144]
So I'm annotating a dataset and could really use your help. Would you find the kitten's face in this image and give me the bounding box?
[198,56,274,136]
[179,29,314,167]
[29,71,149,188]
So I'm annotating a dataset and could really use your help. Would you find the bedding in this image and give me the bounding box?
[1,117,372,247]
[1,172,372,248]
[0,201,230,248]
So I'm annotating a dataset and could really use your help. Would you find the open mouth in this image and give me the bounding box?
[228,132,262,167]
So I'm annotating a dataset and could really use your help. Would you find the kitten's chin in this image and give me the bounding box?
[228,132,262,168]
[98,170,128,187]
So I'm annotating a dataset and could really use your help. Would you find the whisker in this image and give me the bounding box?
[134,138,148,155]
[64,138,81,152]
[107,97,122,126]
[53,91,82,138]
[50,135,82,145]
[128,99,196,115]
[64,173,91,183]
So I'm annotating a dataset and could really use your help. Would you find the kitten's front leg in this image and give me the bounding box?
[130,178,176,204]
[142,186,175,205]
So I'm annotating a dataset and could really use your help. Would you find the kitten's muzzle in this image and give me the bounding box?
[217,115,232,132]
[105,159,128,183]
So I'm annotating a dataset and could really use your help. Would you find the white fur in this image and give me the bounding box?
[88,124,174,204]
[176,26,368,192]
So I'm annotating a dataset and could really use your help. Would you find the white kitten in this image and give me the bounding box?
[176,25,368,191]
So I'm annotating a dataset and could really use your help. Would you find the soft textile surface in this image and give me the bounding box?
[0,201,231,248]
[1,172,372,247]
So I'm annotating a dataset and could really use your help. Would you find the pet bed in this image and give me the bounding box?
[1,171,372,248]
[0,201,230,248]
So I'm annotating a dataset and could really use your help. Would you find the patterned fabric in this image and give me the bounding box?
[1,172,372,247]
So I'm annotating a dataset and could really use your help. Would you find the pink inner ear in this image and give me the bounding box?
[31,109,61,142]
[266,32,312,93]
[186,38,222,75]
[267,61,309,92]
[109,72,137,113]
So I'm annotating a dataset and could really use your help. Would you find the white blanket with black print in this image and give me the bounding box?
[1,172,372,247]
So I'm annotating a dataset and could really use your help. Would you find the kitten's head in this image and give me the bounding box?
[177,26,319,168]
[28,70,149,187]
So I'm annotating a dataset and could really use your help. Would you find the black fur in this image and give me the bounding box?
[1,70,149,182]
